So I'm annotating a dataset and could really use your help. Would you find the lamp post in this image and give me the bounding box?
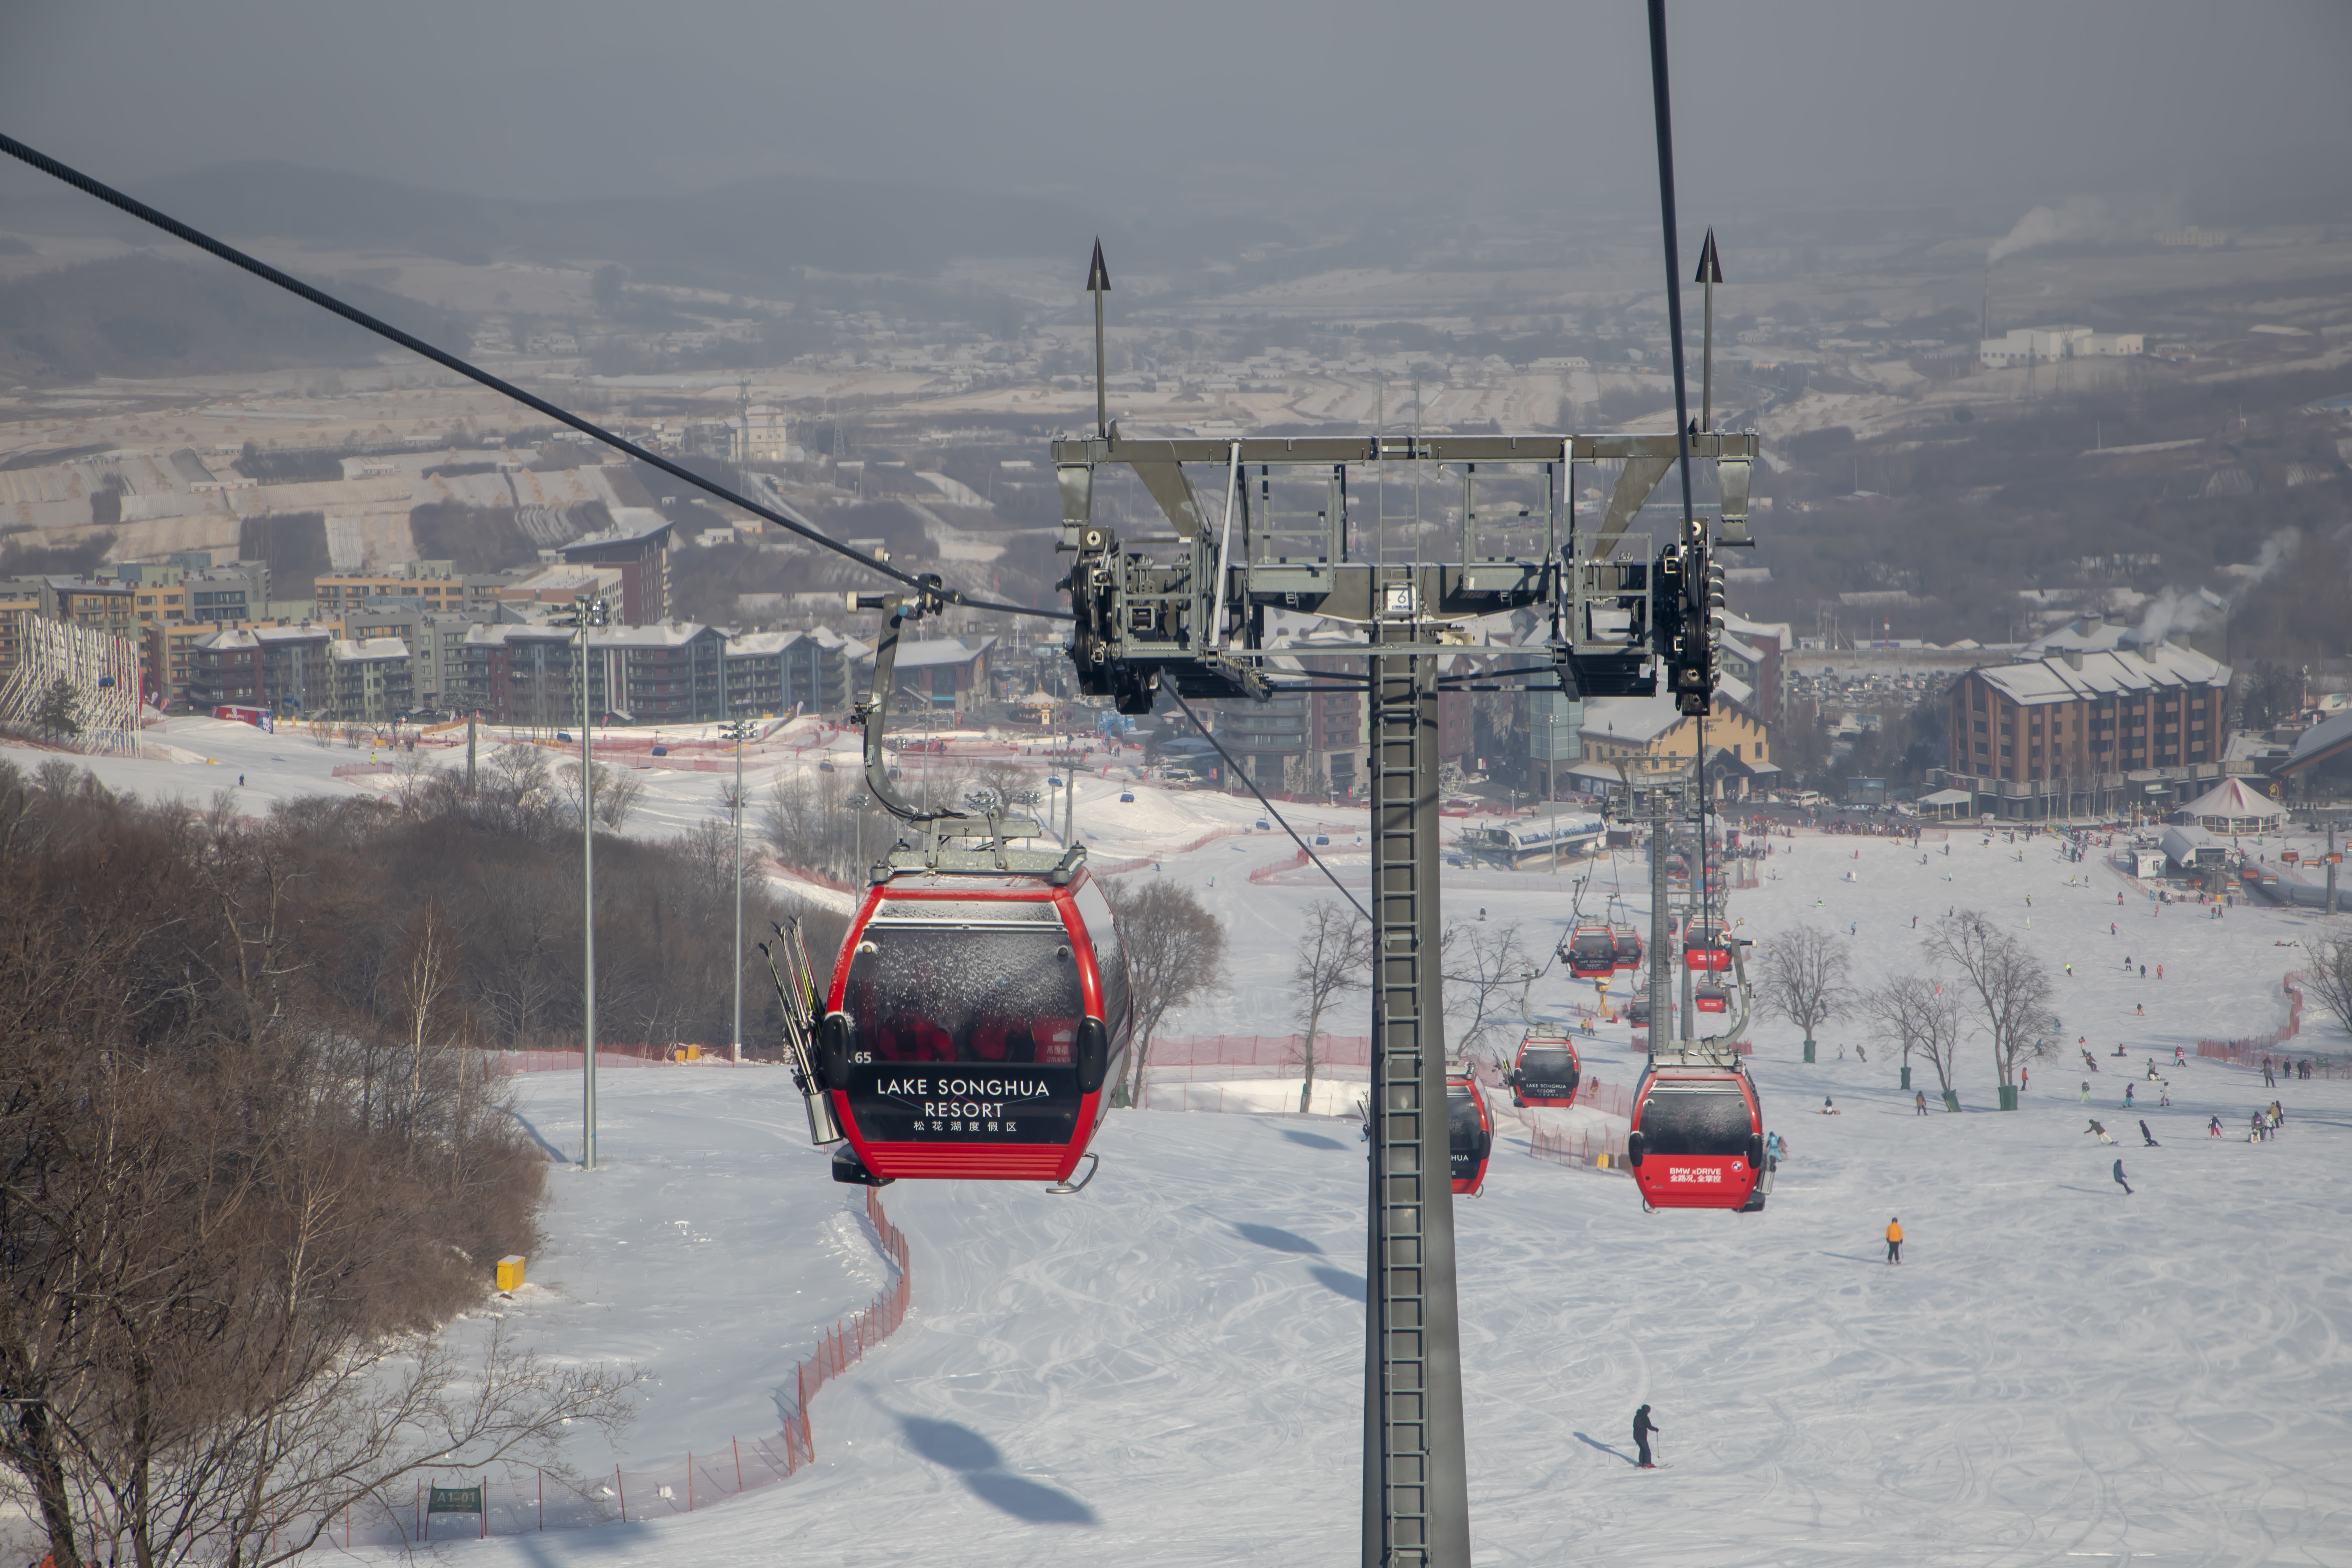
[571,593,609,1169]
[1543,707,1561,873]
[720,714,758,1064]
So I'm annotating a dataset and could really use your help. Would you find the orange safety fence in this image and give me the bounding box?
[1149,1032,1374,1068]
[320,1189,912,1547]
[1526,1122,1632,1176]
[2199,972,2326,1069]
[1248,848,1310,883]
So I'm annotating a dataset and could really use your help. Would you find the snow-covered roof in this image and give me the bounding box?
[726,631,798,656]
[1720,611,1790,649]
[2282,708,2352,775]
[1973,640,2229,707]
[589,623,715,649]
[561,508,674,552]
[1920,788,1974,806]
[463,623,570,648]
[1580,693,1683,744]
[892,636,996,670]
[329,637,409,662]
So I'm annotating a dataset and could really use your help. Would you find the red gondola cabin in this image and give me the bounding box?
[1610,925,1644,972]
[1508,1035,1582,1108]
[1447,1073,1494,1196]
[1625,1064,1767,1212]
[1694,982,1729,1014]
[1683,918,1731,972]
[1564,924,1616,981]
[821,869,1131,1184]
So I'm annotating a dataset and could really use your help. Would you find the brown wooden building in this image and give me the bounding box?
[1945,638,2232,819]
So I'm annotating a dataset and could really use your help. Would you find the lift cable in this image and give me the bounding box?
[0,130,1069,624]
[1167,688,1370,924]
[1645,0,1712,932]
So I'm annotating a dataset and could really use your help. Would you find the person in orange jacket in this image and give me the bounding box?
[1885,1217,1903,1265]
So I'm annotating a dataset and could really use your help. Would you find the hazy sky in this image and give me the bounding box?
[4,1,2348,229]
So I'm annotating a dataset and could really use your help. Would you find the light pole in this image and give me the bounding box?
[1544,707,1561,873]
[571,592,609,1169]
[721,714,758,1064]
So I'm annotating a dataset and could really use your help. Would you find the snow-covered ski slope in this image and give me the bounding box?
[19,722,2352,1563]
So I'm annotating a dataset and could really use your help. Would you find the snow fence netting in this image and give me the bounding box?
[326,1188,910,1547]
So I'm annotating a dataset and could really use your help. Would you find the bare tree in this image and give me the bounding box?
[1859,973,1966,1105]
[1754,923,1851,1049]
[1923,910,2060,1099]
[1440,918,1531,1063]
[1290,900,1371,1114]
[2304,924,2352,1040]
[560,759,644,830]
[957,758,1037,817]
[1099,877,1227,1107]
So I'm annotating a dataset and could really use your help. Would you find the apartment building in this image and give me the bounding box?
[1943,635,2231,818]
[314,560,468,616]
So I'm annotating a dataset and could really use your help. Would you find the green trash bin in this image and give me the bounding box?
[1942,1090,1963,1113]
[1803,1039,1816,1064]
[1998,1084,2019,1112]
[1900,1065,1912,1091]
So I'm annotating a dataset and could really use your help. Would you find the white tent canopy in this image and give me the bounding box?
[2175,775,2286,828]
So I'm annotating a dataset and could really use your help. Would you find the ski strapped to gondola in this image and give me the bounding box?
[759,916,844,1149]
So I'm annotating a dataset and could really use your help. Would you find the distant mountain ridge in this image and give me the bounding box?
[7,160,1113,286]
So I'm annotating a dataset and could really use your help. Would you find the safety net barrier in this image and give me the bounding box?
[1628,1034,1752,1056]
[1526,1121,1631,1175]
[1149,1033,1373,1067]
[2199,971,2318,1068]
[1248,848,1310,883]
[320,1188,911,1547]
[488,1044,754,1074]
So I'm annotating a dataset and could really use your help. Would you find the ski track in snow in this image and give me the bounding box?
[28,721,2352,1564]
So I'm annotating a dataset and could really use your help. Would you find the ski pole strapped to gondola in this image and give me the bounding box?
[1447,1071,1495,1196]
[1508,1034,1583,1109]
[805,590,1133,1190]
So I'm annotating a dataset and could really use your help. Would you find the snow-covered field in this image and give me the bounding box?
[15,720,2352,1565]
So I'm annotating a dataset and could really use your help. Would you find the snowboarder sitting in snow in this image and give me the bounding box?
[1820,1097,1840,1115]
[2140,1119,2159,1147]
[1632,1405,1661,1469]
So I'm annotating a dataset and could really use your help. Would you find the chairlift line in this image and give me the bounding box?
[0,130,1066,625]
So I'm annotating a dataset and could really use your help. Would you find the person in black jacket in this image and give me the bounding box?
[1633,1404,1660,1468]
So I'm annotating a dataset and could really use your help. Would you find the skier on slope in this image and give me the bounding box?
[1885,1217,1903,1265]
[2140,1119,2159,1147]
[2113,1158,2132,1196]
[1632,1405,1660,1469]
